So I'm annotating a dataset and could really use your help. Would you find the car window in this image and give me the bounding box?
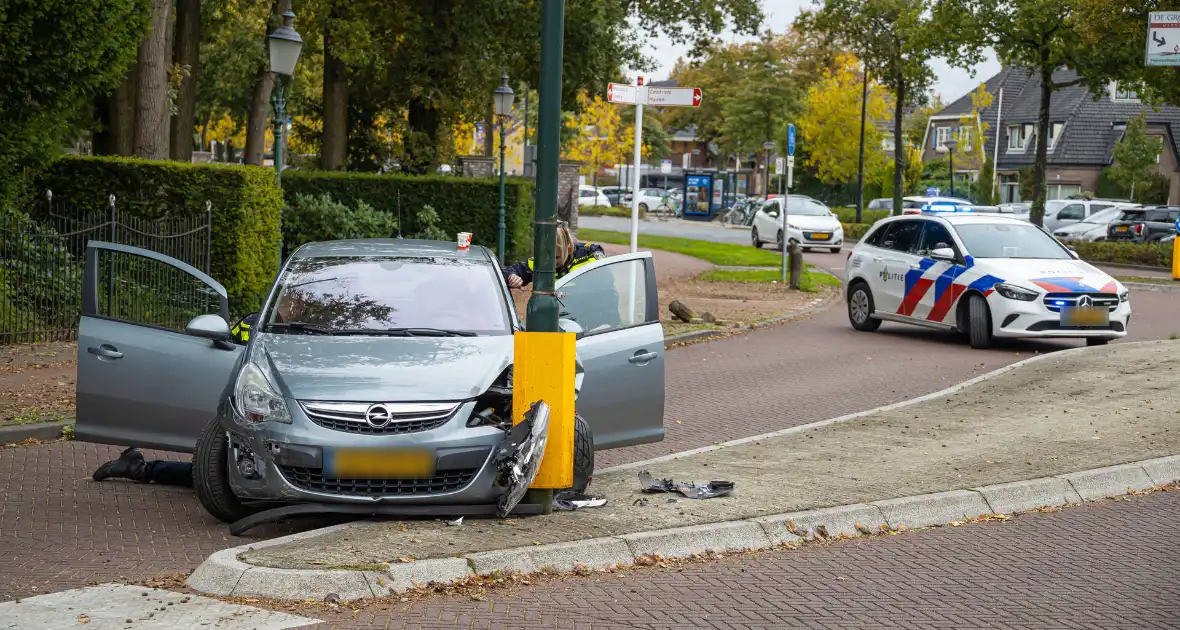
[1116,209,1145,221]
[264,256,511,335]
[1081,207,1123,224]
[580,190,594,198]
[92,247,224,332]
[1057,204,1085,221]
[955,224,1071,259]
[1144,209,1174,222]
[1091,204,1112,212]
[559,259,650,334]
[877,220,923,254]
[916,221,958,258]
[785,198,829,216]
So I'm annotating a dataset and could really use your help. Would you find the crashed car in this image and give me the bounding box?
[74,239,665,523]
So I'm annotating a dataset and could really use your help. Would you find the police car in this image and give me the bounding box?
[844,204,1131,349]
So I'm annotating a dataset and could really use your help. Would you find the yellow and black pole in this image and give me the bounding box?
[512,0,575,513]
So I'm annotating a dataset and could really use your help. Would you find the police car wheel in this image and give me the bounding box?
[847,282,881,332]
[830,247,841,254]
[751,227,763,248]
[967,294,993,349]
[194,417,259,523]
[572,414,595,493]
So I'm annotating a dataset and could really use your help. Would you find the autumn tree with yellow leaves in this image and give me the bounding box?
[800,54,891,186]
[562,91,646,189]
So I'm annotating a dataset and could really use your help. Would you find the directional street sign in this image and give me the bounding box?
[645,87,703,108]
[607,83,637,104]
[787,124,796,156]
[774,157,785,175]
[1147,12,1180,66]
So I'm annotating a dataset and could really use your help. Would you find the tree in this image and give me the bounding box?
[1071,0,1180,107]
[955,83,993,172]
[562,92,629,190]
[1108,114,1162,202]
[806,0,948,215]
[133,0,173,159]
[169,0,201,162]
[800,53,890,186]
[0,0,148,203]
[904,95,943,148]
[718,34,804,164]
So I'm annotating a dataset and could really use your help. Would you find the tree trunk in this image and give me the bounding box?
[92,95,115,156]
[405,97,441,173]
[891,79,906,216]
[484,103,495,157]
[111,68,137,155]
[133,0,172,159]
[170,0,201,162]
[1029,65,1053,227]
[321,3,349,171]
[244,0,286,167]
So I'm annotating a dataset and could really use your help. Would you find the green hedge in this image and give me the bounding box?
[1072,240,1172,268]
[281,170,534,260]
[833,207,890,225]
[841,222,873,241]
[37,156,282,313]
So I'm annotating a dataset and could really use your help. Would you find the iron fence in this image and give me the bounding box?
[1,192,212,344]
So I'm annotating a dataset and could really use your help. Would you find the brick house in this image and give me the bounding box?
[921,68,1180,204]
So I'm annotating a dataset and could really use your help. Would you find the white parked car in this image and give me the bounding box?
[751,196,844,253]
[844,212,1130,349]
[577,186,611,207]
[1051,206,1125,242]
[631,188,671,212]
[1042,199,1138,232]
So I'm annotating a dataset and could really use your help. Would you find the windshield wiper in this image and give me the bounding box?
[266,321,335,335]
[342,327,479,337]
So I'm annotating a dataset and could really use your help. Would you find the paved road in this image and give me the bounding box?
[308,487,1180,629]
[2,236,1178,599]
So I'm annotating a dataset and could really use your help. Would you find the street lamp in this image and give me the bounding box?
[762,141,776,197]
[492,69,515,264]
[944,137,958,198]
[267,10,303,186]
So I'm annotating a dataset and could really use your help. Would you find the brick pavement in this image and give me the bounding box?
[308,489,1180,629]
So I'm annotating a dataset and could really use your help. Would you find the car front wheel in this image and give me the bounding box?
[847,282,881,332]
[830,247,842,254]
[572,414,595,493]
[967,294,993,349]
[194,417,259,524]
[751,227,762,248]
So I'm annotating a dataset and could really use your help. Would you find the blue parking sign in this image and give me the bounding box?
[787,124,796,156]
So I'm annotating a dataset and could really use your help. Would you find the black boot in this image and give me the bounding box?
[92,447,147,482]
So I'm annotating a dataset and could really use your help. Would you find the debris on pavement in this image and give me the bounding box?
[632,498,649,507]
[446,516,464,527]
[493,401,550,517]
[638,470,735,499]
[553,490,608,511]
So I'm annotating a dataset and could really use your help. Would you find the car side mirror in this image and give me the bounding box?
[930,247,956,262]
[186,314,232,342]
[1067,247,1080,260]
[767,210,779,218]
[558,317,585,339]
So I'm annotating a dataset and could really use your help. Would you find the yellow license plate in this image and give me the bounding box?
[1115,226,1128,232]
[809,233,831,240]
[1062,306,1109,327]
[326,448,435,479]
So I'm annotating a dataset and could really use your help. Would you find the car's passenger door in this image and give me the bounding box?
[75,242,244,453]
[753,199,780,244]
[555,251,664,449]
[911,221,966,324]
[871,219,924,315]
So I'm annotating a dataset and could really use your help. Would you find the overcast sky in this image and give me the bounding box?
[629,1,1001,105]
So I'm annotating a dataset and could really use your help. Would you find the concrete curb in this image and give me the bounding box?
[0,421,69,443]
[1094,260,1171,274]
[1123,280,1180,293]
[188,453,1180,601]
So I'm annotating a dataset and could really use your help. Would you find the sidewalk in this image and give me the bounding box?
[235,340,1180,575]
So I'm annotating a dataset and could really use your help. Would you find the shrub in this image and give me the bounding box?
[1097,167,1170,205]
[283,193,396,256]
[1072,241,1172,268]
[1,207,82,337]
[833,207,890,224]
[281,170,534,260]
[841,222,874,241]
[36,156,282,313]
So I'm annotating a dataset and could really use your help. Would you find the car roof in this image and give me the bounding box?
[875,213,1029,227]
[291,238,496,262]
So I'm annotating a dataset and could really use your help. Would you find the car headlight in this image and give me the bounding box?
[993,282,1038,302]
[1119,290,1129,303]
[233,362,291,423]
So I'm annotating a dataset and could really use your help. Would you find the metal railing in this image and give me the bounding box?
[1,191,212,344]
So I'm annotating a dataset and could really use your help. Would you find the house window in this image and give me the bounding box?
[958,127,972,152]
[1111,82,1140,102]
[1047,184,1082,200]
[1007,125,1027,151]
[1048,123,1064,150]
[935,126,951,150]
[882,135,896,152]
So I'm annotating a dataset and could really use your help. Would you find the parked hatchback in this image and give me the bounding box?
[1107,206,1180,243]
[74,240,665,524]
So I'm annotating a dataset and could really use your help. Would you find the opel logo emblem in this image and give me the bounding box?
[365,404,392,428]
[1079,295,1093,307]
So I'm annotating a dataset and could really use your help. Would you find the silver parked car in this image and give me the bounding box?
[75,240,665,526]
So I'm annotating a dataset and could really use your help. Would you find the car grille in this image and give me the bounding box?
[277,465,479,496]
[300,401,459,435]
[1041,293,1119,314]
[1027,321,1125,332]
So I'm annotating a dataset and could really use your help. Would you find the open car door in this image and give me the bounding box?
[555,251,664,449]
[75,241,243,453]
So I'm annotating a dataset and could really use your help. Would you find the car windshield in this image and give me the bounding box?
[264,256,510,335]
[955,223,1071,259]
[1080,207,1123,224]
[785,198,830,216]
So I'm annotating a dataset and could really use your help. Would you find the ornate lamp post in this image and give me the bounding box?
[493,70,516,264]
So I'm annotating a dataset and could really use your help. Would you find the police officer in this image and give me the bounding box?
[503,223,606,288]
[91,313,257,485]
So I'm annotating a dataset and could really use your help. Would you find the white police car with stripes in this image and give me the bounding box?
[843,204,1131,349]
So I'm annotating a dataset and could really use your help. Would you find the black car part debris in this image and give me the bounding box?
[638,470,734,499]
[494,401,551,517]
[552,490,608,511]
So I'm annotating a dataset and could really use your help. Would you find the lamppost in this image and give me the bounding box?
[945,138,958,198]
[267,10,303,272]
[762,141,776,197]
[493,69,516,264]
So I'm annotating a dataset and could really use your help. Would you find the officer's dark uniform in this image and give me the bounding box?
[503,242,607,285]
[91,313,257,486]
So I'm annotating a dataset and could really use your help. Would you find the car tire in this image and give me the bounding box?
[639,203,648,213]
[967,294,993,349]
[1086,337,1111,347]
[751,227,762,248]
[572,413,595,493]
[847,282,881,332]
[830,247,841,254]
[194,417,258,524]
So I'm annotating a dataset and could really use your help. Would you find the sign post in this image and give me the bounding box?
[1146,12,1180,66]
[608,80,702,251]
[782,124,795,284]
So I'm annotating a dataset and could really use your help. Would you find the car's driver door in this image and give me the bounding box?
[555,251,664,449]
[74,242,244,453]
